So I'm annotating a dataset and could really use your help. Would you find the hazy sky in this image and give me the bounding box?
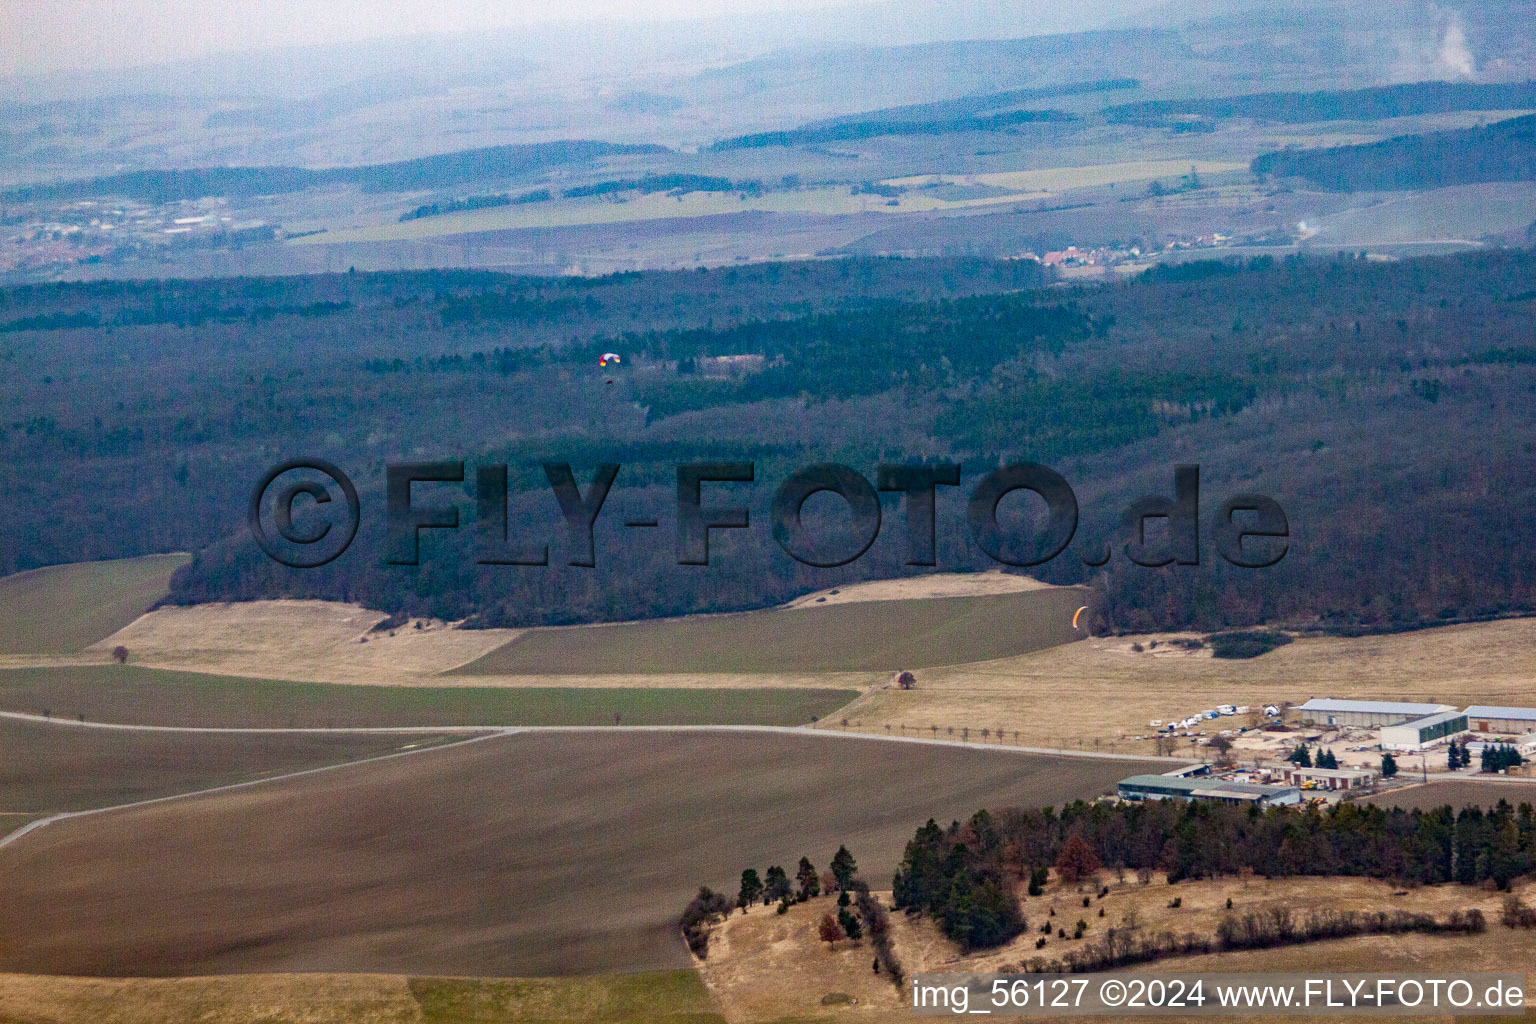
[2,0,884,76]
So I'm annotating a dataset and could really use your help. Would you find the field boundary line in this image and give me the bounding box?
[0,728,517,853]
[0,709,1185,762]
[511,723,1193,763]
[0,710,504,735]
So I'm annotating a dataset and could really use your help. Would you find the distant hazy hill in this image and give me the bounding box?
[1121,0,1536,91]
[682,1,1536,126]
[689,32,1190,114]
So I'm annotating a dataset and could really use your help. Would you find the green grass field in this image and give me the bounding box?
[0,554,188,655]
[454,587,1088,675]
[0,970,730,1024]
[0,665,856,728]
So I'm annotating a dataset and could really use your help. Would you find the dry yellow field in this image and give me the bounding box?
[59,574,1076,691]
[81,599,517,684]
[830,618,1536,755]
[780,570,1050,609]
[697,873,1536,1024]
[47,598,881,689]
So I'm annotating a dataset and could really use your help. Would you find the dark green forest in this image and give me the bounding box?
[1252,113,1536,190]
[1108,80,1536,127]
[710,108,1075,151]
[399,189,551,223]
[1,248,1534,632]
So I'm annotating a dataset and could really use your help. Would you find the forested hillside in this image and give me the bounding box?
[710,78,1134,149]
[1107,80,1536,127]
[710,109,1076,150]
[2,249,1534,633]
[1252,114,1536,190]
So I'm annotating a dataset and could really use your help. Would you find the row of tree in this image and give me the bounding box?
[1444,739,1527,773]
[1019,906,1486,975]
[1482,743,1527,774]
[737,848,857,910]
[1287,744,1340,769]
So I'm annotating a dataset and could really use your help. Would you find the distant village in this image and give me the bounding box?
[1012,232,1259,281]
[0,196,279,275]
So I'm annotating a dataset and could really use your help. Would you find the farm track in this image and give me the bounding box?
[0,728,513,852]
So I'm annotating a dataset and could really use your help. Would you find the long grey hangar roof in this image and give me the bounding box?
[1295,698,1452,716]
[1465,705,1536,720]
[1385,710,1466,730]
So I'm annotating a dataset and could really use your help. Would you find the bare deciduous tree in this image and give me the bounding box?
[818,913,845,948]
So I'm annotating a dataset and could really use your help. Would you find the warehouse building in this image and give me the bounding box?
[1293,698,1454,728]
[1118,774,1301,807]
[1380,710,1468,752]
[1464,706,1536,735]
[1281,765,1377,791]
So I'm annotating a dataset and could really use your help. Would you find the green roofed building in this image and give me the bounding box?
[1380,710,1468,752]
[1117,774,1302,807]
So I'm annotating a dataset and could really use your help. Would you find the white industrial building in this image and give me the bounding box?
[1281,765,1377,791]
[1464,706,1536,736]
[1293,698,1454,729]
[1380,710,1469,752]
